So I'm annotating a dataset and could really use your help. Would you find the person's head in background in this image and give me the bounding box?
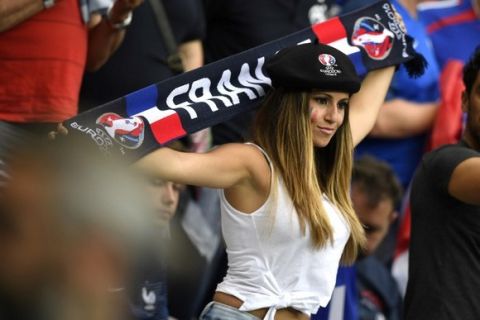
[141,139,189,227]
[350,156,403,256]
[462,46,480,150]
[0,138,156,320]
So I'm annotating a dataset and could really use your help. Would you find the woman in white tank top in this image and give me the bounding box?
[135,43,395,320]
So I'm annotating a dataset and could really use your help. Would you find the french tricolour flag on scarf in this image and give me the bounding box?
[64,0,424,161]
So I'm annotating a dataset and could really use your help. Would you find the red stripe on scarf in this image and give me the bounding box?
[150,113,186,144]
[312,17,347,44]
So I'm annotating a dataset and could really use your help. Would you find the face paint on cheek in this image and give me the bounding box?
[310,108,318,122]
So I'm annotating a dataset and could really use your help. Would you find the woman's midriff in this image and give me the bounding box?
[213,292,309,320]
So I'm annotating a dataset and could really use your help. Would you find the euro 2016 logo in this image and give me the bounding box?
[96,113,145,149]
[318,54,336,66]
[317,53,341,76]
[351,17,394,60]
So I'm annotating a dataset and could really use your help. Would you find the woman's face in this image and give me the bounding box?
[309,90,349,147]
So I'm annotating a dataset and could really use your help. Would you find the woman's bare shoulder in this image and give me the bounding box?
[213,142,271,178]
[211,142,266,159]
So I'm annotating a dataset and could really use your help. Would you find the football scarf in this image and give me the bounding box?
[64,0,426,162]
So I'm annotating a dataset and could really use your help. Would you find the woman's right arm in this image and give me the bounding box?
[133,143,268,189]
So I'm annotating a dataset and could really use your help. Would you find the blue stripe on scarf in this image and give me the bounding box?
[125,85,158,116]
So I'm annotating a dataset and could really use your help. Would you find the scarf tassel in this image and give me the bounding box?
[403,35,428,78]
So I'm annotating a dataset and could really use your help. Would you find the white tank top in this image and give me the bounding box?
[216,143,350,320]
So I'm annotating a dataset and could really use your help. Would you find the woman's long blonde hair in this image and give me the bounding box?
[252,88,366,264]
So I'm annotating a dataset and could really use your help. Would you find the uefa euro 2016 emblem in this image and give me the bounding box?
[351,17,394,60]
[96,113,145,149]
[318,54,337,66]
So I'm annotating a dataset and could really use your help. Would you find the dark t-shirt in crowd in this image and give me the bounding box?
[356,255,402,320]
[80,0,205,110]
[128,243,169,320]
[405,141,480,320]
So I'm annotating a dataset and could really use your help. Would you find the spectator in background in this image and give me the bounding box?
[392,0,480,298]
[418,0,480,70]
[313,156,403,320]
[351,156,403,320]
[0,0,143,136]
[0,138,156,320]
[80,0,205,110]
[405,46,480,320]
[128,139,187,320]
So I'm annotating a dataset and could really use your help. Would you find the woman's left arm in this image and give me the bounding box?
[349,66,395,147]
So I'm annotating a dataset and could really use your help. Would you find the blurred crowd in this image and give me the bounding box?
[1,0,479,319]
